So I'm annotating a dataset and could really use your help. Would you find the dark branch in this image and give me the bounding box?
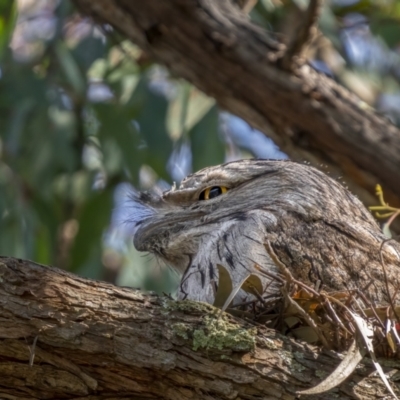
[71,0,400,212]
[0,255,399,399]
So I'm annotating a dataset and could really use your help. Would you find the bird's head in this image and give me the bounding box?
[130,159,377,274]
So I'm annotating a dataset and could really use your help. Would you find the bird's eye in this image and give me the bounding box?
[199,186,228,200]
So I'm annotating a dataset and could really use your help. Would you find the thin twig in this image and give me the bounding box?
[379,239,400,324]
[385,209,400,229]
[263,242,294,287]
[229,298,258,308]
[282,287,331,349]
[354,289,385,330]
[292,278,321,298]
[254,266,286,284]
[28,335,39,367]
[322,296,352,336]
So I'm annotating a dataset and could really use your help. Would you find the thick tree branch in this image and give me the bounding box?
[0,256,400,399]
[72,0,400,211]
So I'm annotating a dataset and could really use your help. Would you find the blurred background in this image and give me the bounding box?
[1,0,400,295]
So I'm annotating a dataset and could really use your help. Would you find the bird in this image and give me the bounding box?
[131,159,400,305]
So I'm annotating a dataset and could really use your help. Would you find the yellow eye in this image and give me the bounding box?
[199,186,228,200]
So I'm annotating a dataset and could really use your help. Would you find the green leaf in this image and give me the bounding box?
[189,105,225,172]
[31,196,60,257]
[34,225,52,265]
[370,17,400,48]
[0,0,17,60]
[71,34,106,73]
[95,103,143,183]
[54,40,86,97]
[129,76,173,180]
[68,189,113,272]
[167,84,215,140]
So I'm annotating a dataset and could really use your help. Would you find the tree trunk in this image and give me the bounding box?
[71,0,400,211]
[0,255,399,399]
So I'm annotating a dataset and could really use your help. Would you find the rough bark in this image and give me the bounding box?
[71,0,400,210]
[1,255,400,399]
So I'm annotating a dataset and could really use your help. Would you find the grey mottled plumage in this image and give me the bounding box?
[132,160,400,304]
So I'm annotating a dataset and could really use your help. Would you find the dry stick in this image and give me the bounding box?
[322,296,352,336]
[354,289,385,330]
[263,242,294,286]
[282,287,331,349]
[27,335,39,367]
[386,209,400,229]
[264,242,366,348]
[392,287,400,305]
[291,278,321,297]
[252,293,267,309]
[253,266,286,284]
[263,244,321,298]
[280,0,322,70]
[350,293,369,320]
[379,239,400,324]
[262,276,278,296]
[360,279,375,294]
[326,294,371,337]
[264,240,400,358]
[264,242,331,348]
[229,298,258,309]
[256,295,283,315]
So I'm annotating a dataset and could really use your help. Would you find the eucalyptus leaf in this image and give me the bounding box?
[351,312,399,400]
[383,222,392,239]
[213,264,233,308]
[241,274,264,296]
[129,76,173,180]
[72,34,106,73]
[167,84,215,140]
[0,0,16,60]
[297,339,365,395]
[292,326,319,343]
[189,105,225,172]
[55,40,86,97]
[69,188,113,272]
[217,272,264,314]
[95,104,142,183]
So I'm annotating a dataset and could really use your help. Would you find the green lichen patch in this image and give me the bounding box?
[162,299,256,353]
[192,316,256,352]
[257,337,279,350]
[172,322,190,340]
[281,350,306,373]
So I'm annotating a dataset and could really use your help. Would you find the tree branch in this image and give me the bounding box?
[279,0,322,70]
[72,0,400,211]
[0,256,399,399]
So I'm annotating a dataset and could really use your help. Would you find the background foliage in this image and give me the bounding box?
[1,0,400,294]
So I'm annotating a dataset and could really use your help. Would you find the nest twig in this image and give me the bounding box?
[226,241,400,357]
